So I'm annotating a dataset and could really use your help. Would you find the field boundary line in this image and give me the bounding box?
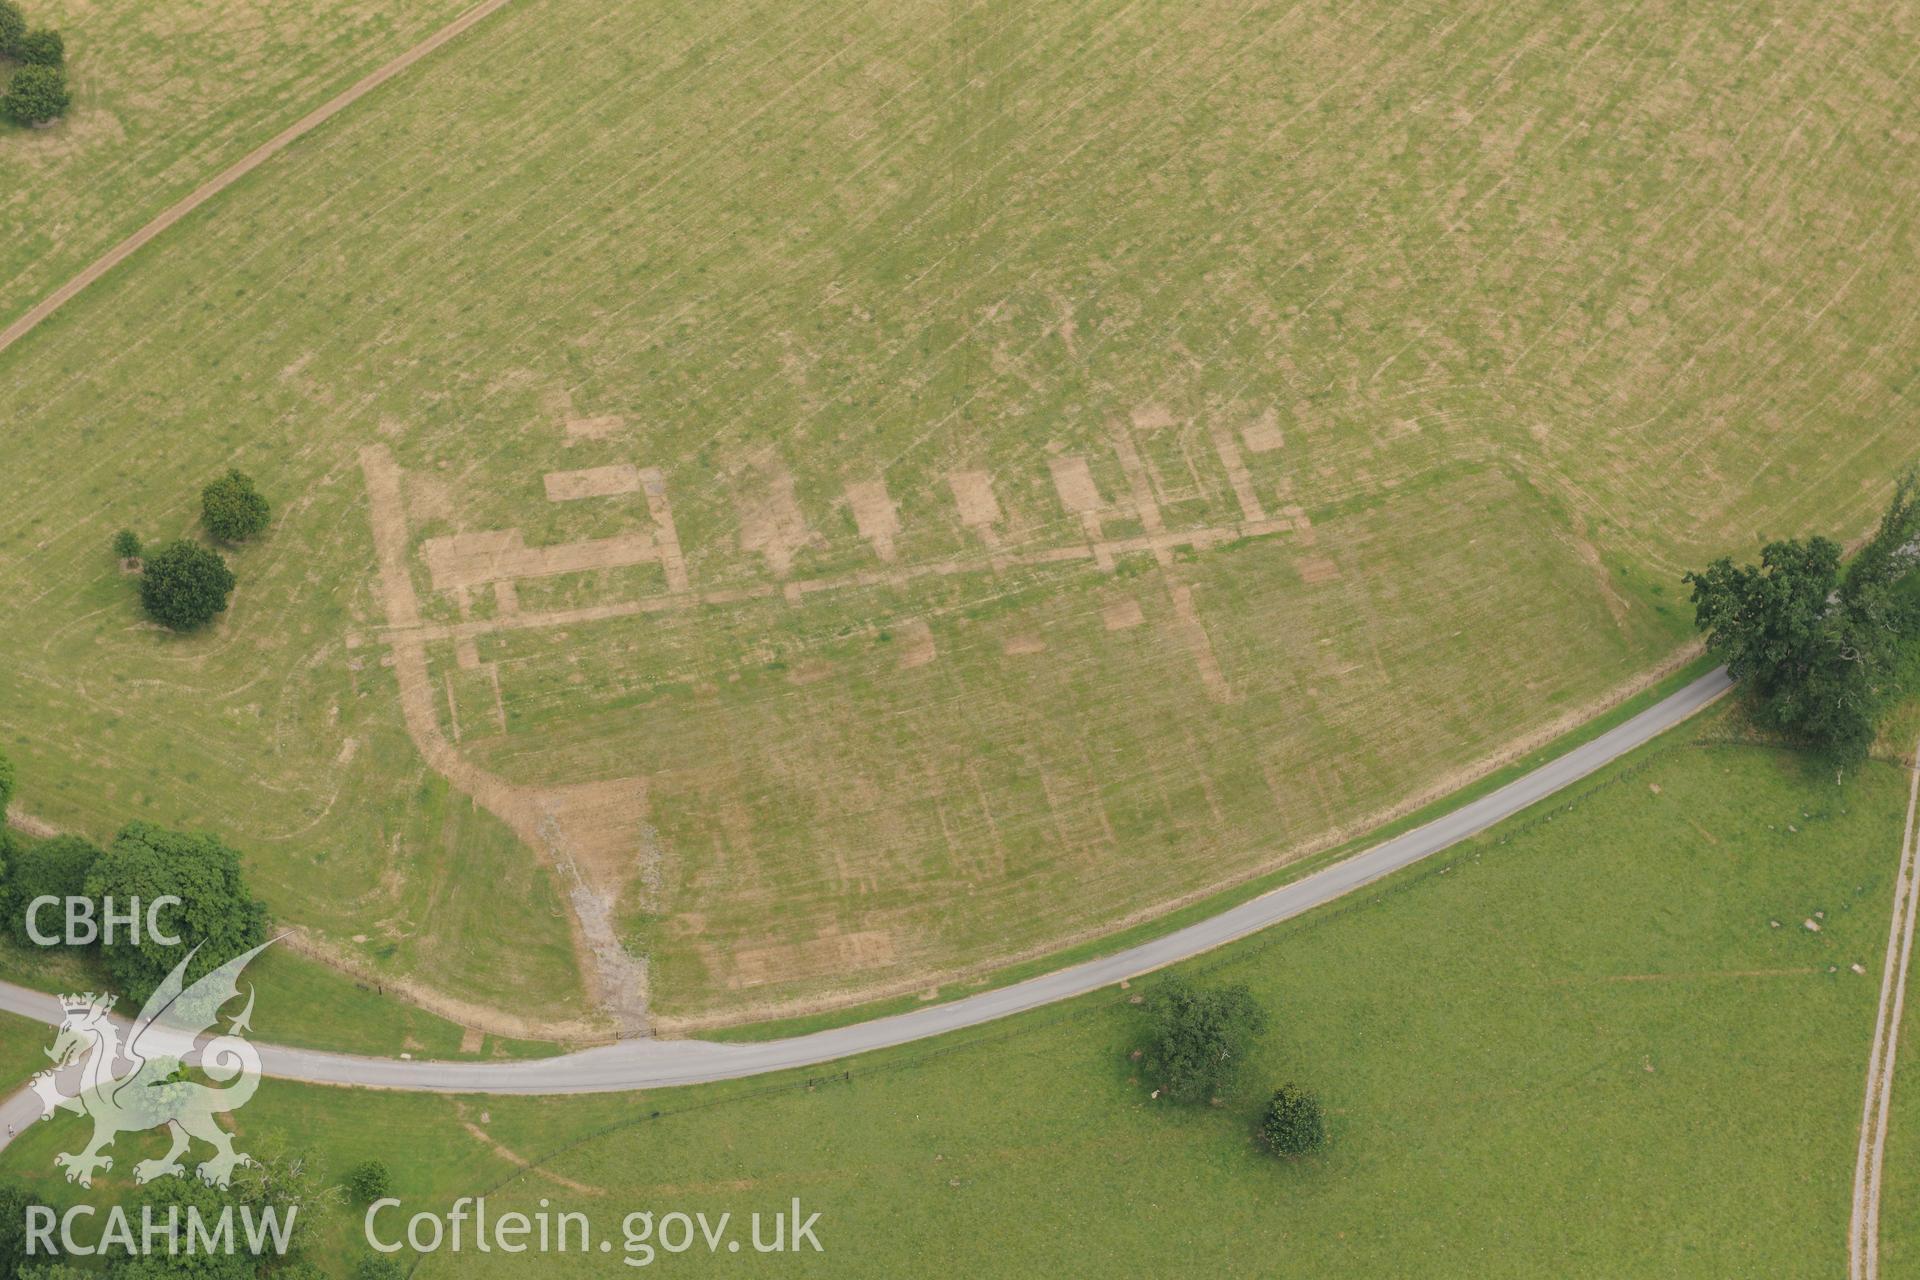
[1850,735,1920,1280]
[0,0,519,360]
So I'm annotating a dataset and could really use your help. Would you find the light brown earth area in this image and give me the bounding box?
[727,930,898,990]
[948,470,1003,533]
[735,452,823,578]
[1102,598,1145,631]
[423,529,659,592]
[545,464,644,502]
[845,479,901,563]
[564,416,624,442]
[896,618,937,669]
[1047,455,1105,515]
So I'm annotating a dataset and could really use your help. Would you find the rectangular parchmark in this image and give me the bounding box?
[846,479,901,563]
[1102,598,1144,631]
[897,618,936,670]
[1241,407,1284,453]
[422,529,658,591]
[565,415,623,441]
[544,464,643,502]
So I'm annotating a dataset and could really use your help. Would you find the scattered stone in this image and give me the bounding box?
[1815,911,1825,919]
[1649,783,1662,795]
[1805,919,1822,932]
[1853,964,1868,975]
[1128,994,1144,1005]
[1119,979,1130,990]
[948,1178,961,1189]
[1770,920,1781,929]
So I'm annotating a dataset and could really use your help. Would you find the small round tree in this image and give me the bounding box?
[6,835,101,948]
[112,529,142,560]
[344,1160,392,1204]
[1141,976,1269,1103]
[1257,1084,1326,1157]
[0,2,25,58]
[201,468,271,542]
[2,64,69,126]
[17,27,61,65]
[138,540,235,631]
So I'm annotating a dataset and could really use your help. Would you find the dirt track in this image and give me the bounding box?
[0,0,519,360]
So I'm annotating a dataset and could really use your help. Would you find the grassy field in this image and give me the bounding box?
[2,0,1917,1029]
[0,0,476,319]
[0,932,561,1060]
[2,715,1908,1276]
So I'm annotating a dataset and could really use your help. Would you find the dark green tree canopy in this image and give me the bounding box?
[112,529,142,560]
[15,26,58,65]
[0,3,24,58]
[0,747,13,815]
[1687,473,1920,762]
[84,821,269,1002]
[1141,976,1269,1103]
[1,63,67,125]
[345,1160,393,1204]
[139,540,235,631]
[201,469,271,543]
[6,834,101,948]
[104,1178,258,1280]
[1258,1083,1327,1156]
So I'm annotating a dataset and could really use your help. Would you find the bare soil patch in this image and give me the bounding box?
[545,464,644,501]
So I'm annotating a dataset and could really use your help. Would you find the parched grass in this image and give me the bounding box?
[2,0,1916,1025]
[0,0,476,319]
[2,716,1905,1276]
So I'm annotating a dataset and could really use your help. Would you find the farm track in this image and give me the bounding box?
[1849,736,1920,1280]
[0,0,519,361]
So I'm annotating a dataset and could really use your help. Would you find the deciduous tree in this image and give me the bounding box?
[1687,472,1920,761]
[16,27,59,65]
[1141,976,1268,1103]
[6,835,101,948]
[84,821,268,1001]
[1258,1084,1326,1156]
[138,540,235,631]
[1,63,67,125]
[200,469,271,543]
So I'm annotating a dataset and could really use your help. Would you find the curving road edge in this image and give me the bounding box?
[0,667,1732,1115]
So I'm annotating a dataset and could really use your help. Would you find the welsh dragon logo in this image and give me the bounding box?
[31,939,276,1189]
